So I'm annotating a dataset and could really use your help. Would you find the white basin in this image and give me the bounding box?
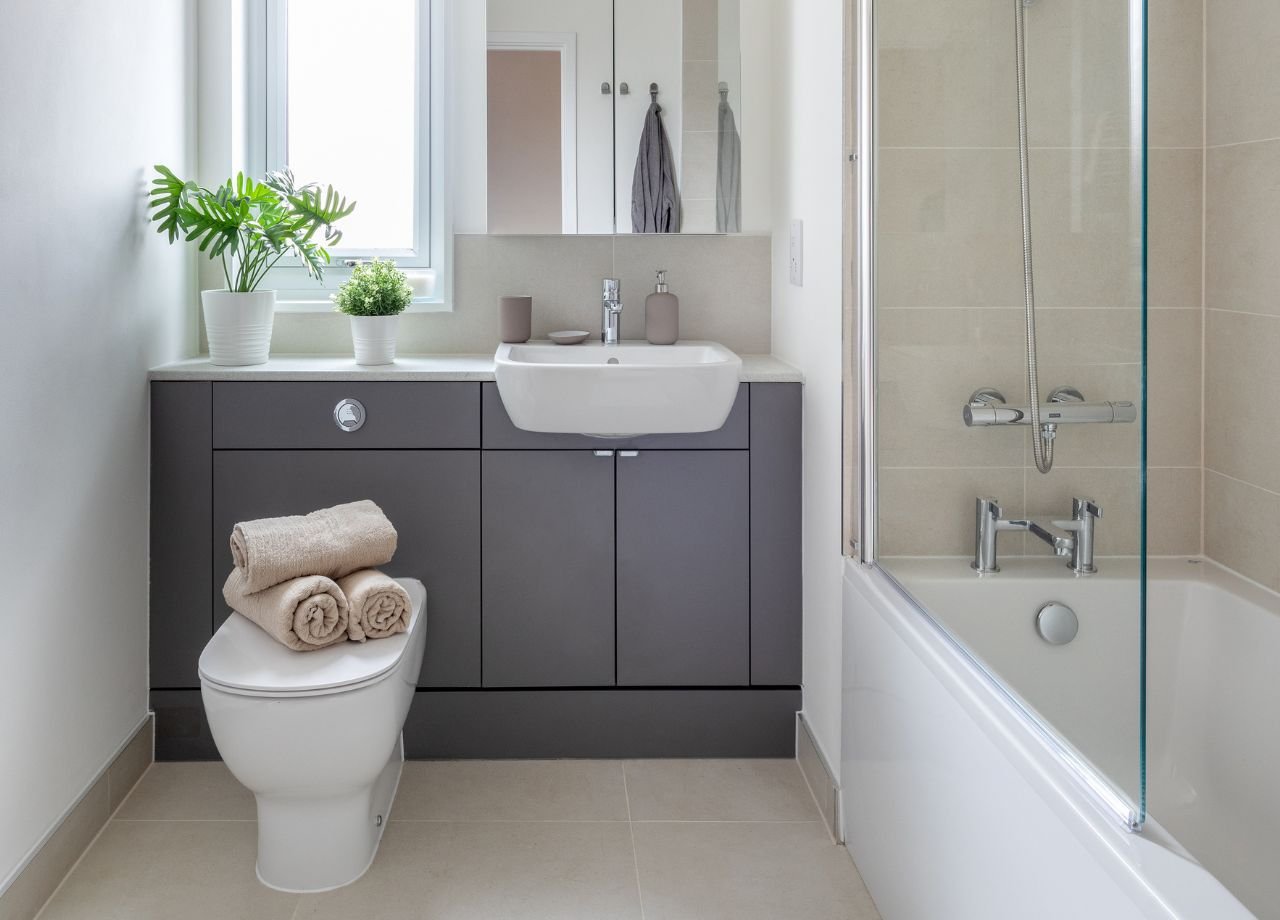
[494,340,743,436]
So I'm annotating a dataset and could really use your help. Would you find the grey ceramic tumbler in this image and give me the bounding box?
[499,296,533,344]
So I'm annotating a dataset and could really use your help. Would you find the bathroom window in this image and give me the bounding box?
[252,0,446,307]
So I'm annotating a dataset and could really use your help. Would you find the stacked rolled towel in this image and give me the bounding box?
[339,569,412,642]
[222,569,352,652]
[229,499,398,593]
[223,500,401,651]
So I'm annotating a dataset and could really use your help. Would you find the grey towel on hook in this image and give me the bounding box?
[716,96,742,233]
[631,101,681,233]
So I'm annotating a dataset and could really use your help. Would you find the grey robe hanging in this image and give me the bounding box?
[631,101,681,233]
[716,96,742,233]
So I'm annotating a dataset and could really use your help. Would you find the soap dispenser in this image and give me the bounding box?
[645,270,679,345]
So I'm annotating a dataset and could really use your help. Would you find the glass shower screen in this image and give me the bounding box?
[869,0,1148,824]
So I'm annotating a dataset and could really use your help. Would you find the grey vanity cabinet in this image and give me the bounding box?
[211,449,482,688]
[616,450,750,686]
[151,379,802,759]
[481,451,616,687]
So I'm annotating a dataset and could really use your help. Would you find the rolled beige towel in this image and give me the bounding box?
[229,500,398,593]
[339,570,411,642]
[222,569,351,652]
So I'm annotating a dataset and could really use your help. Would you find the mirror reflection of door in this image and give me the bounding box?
[487,34,578,234]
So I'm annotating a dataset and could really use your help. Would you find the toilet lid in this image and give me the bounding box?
[198,578,426,696]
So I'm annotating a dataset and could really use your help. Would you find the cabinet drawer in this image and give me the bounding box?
[482,382,749,450]
[213,382,480,449]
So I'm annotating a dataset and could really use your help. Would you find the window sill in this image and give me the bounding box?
[273,297,453,314]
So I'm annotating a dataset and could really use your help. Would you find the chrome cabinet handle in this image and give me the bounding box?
[593,450,614,458]
[619,450,640,458]
[333,398,366,433]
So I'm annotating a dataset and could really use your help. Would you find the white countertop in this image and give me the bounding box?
[149,352,804,383]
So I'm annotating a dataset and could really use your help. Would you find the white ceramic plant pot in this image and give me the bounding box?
[202,290,275,366]
[350,315,401,366]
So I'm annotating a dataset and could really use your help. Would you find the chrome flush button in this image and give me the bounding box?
[333,398,366,433]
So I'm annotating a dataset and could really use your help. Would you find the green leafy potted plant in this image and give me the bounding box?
[149,166,355,366]
[332,259,414,365]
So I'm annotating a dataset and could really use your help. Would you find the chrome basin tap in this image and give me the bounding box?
[972,496,1103,576]
[601,278,622,345]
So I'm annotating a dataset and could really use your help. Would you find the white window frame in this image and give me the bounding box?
[486,32,579,234]
[248,0,450,312]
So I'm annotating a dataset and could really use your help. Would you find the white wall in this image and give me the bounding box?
[0,0,196,890]
[769,0,847,763]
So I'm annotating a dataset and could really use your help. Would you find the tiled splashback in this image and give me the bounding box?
[256,234,772,356]
[1203,2,1280,592]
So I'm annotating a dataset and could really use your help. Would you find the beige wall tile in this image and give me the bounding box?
[682,0,719,61]
[682,60,720,132]
[1207,0,1280,146]
[1149,149,1204,309]
[876,147,1023,310]
[878,467,1025,557]
[1205,471,1280,592]
[1024,0,1135,149]
[1149,0,1205,149]
[1206,140,1280,317]
[1027,148,1142,310]
[681,198,718,234]
[613,233,772,350]
[1148,309,1204,468]
[876,0,1014,148]
[1036,308,1142,365]
[878,308,1028,468]
[1205,310,1280,494]
[0,778,108,920]
[1148,467,1202,556]
[1025,467,1141,556]
[680,129,719,200]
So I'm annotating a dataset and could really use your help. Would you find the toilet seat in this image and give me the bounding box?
[199,578,426,698]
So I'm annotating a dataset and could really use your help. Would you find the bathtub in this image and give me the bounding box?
[841,556,1268,919]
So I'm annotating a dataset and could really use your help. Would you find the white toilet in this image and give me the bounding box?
[198,578,428,894]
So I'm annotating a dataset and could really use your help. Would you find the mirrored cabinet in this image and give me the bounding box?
[477,0,759,235]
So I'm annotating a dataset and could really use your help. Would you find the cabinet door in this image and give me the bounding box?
[616,451,750,686]
[212,450,481,687]
[482,451,616,687]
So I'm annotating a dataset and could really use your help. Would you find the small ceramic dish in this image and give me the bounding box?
[548,330,591,345]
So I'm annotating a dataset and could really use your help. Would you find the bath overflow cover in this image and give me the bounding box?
[1036,602,1078,646]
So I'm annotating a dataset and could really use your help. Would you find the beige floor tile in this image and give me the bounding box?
[633,821,880,920]
[393,760,629,822]
[624,760,819,822]
[36,821,297,920]
[294,821,643,920]
[115,762,255,821]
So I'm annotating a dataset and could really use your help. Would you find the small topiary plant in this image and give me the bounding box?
[332,259,414,317]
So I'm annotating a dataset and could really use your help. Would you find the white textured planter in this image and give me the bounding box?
[349,315,401,366]
[202,290,275,366]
